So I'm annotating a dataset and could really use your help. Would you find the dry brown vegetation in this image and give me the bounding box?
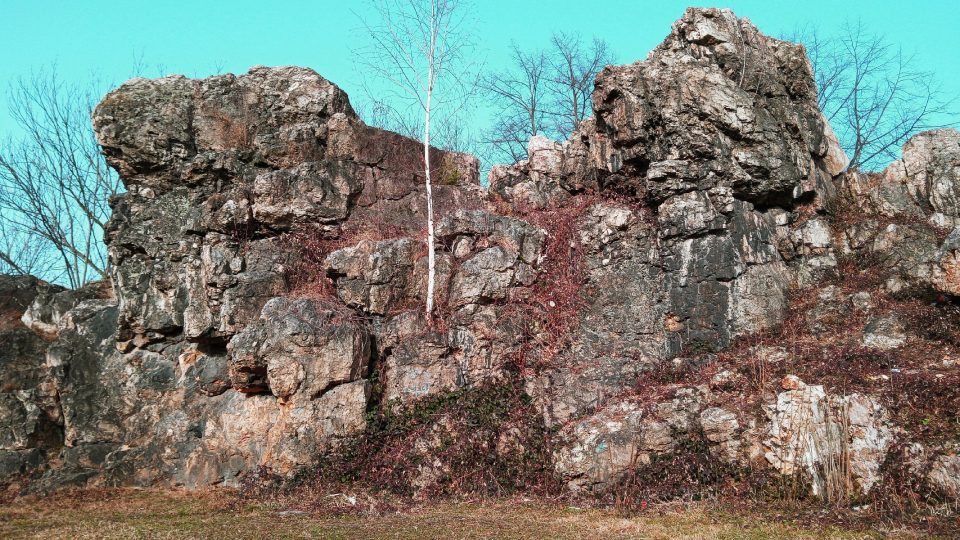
[2,487,913,540]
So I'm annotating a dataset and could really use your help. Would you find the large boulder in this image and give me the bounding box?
[95,65,483,348]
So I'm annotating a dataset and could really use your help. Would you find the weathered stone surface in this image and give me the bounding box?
[0,277,116,484]
[96,65,482,348]
[591,9,839,206]
[861,314,907,350]
[845,129,960,227]
[4,9,958,500]
[252,161,361,228]
[355,209,548,406]
[764,377,892,496]
[839,129,960,297]
[928,452,960,499]
[531,8,840,438]
[553,387,708,493]
[383,333,456,404]
[21,281,113,338]
[325,238,418,315]
[437,209,546,307]
[700,407,741,461]
[933,227,960,296]
[227,297,370,399]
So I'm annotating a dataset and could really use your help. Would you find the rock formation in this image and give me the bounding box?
[2,8,959,504]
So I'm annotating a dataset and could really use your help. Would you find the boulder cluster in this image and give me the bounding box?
[2,8,959,501]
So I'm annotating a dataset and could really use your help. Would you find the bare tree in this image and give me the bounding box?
[789,22,955,171]
[355,0,477,317]
[0,69,121,287]
[547,33,613,140]
[480,34,612,165]
[479,43,548,163]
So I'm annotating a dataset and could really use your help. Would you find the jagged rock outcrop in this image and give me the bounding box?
[95,66,482,350]
[501,8,851,490]
[0,276,60,480]
[841,128,960,296]
[0,66,485,491]
[2,8,959,504]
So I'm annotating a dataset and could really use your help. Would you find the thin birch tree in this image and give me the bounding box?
[355,0,477,317]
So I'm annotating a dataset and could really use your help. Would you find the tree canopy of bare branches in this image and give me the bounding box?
[479,44,548,164]
[480,33,613,164]
[789,22,956,171]
[548,33,613,141]
[0,69,121,287]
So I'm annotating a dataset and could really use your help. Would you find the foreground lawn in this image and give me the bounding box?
[0,488,934,539]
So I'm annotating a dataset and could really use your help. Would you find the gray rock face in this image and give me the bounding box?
[525,10,845,470]
[553,387,708,493]
[861,314,907,350]
[0,276,60,479]
[0,66,484,490]
[3,8,959,502]
[840,128,960,296]
[591,9,841,206]
[0,277,118,486]
[227,297,370,399]
[95,65,482,348]
[325,239,418,315]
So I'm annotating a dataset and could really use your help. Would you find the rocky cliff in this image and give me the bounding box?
[2,8,959,504]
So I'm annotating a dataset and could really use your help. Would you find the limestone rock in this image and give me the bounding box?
[553,387,708,492]
[95,66,482,347]
[928,453,960,499]
[933,227,960,296]
[437,210,546,307]
[7,8,951,498]
[764,378,892,496]
[700,407,741,461]
[227,297,370,399]
[325,239,418,315]
[862,314,907,350]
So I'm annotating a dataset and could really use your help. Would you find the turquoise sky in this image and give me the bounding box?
[2,0,958,141]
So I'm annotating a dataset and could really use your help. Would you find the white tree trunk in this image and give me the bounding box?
[424,1,436,318]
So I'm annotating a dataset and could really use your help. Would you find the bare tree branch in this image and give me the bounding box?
[787,22,957,171]
[0,68,120,287]
[479,43,548,164]
[547,33,614,140]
